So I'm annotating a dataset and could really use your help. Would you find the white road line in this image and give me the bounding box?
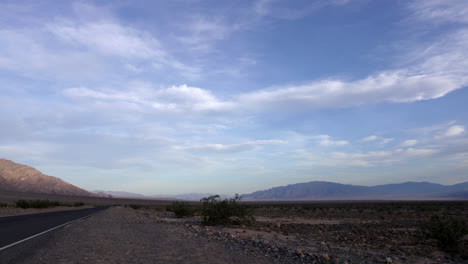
[0,209,104,252]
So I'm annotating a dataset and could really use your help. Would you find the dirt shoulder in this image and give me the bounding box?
[18,207,277,264]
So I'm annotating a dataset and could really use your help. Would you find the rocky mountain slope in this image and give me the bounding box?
[243,181,468,200]
[0,159,92,196]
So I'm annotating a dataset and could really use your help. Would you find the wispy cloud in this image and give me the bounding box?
[327,148,438,167]
[63,84,234,114]
[299,147,439,168]
[316,135,348,147]
[360,135,394,146]
[48,20,200,79]
[380,138,394,145]
[176,15,233,51]
[239,60,467,111]
[1,1,468,193]
[400,139,418,147]
[0,8,201,81]
[409,0,468,24]
[182,139,286,154]
[254,0,350,20]
[444,125,465,137]
[48,22,163,59]
[416,122,466,139]
[360,135,379,142]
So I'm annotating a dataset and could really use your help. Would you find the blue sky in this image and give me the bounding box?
[1,0,467,195]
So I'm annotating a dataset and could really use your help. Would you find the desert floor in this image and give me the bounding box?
[1,201,466,264]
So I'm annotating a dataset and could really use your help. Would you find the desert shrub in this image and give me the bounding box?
[200,194,254,226]
[72,202,85,207]
[15,199,61,209]
[168,202,194,218]
[129,204,143,210]
[420,214,468,252]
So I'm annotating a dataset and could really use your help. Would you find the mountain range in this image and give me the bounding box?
[1,158,467,200]
[93,191,227,201]
[0,159,92,196]
[242,181,468,200]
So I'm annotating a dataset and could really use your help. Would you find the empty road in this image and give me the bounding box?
[0,207,107,250]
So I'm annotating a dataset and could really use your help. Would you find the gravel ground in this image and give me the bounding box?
[19,207,276,264]
[7,205,468,264]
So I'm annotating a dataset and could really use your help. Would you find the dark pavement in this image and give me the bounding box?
[0,207,107,250]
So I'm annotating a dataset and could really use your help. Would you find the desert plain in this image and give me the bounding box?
[1,190,467,264]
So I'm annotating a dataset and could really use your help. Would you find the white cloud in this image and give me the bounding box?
[420,123,466,139]
[48,22,163,59]
[64,84,235,114]
[316,135,348,147]
[48,21,200,78]
[3,1,468,114]
[320,148,438,167]
[177,16,231,50]
[360,135,394,146]
[410,121,457,136]
[0,9,201,81]
[254,0,350,20]
[380,138,394,145]
[236,5,468,112]
[0,28,111,81]
[444,125,465,137]
[409,0,468,24]
[361,135,379,142]
[183,140,286,153]
[239,68,465,111]
[400,139,418,147]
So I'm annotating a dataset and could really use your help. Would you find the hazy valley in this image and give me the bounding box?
[1,159,467,263]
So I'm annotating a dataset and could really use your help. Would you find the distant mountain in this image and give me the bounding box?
[89,190,225,201]
[152,193,229,201]
[0,159,92,196]
[242,181,468,200]
[92,190,179,200]
[92,190,146,198]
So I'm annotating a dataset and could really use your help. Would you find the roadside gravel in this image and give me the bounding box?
[20,207,276,264]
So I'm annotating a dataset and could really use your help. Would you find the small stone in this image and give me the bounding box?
[322,253,330,261]
[386,257,393,263]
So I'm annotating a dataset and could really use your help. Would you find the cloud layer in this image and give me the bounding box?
[1,0,468,194]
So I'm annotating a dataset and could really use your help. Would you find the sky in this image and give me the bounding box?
[0,0,467,195]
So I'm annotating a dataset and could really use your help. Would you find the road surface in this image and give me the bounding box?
[0,207,107,250]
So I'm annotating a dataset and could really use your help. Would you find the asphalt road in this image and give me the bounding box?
[0,207,107,250]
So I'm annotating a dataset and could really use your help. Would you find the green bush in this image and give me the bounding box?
[420,215,468,252]
[15,199,61,209]
[168,202,194,218]
[200,194,254,226]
